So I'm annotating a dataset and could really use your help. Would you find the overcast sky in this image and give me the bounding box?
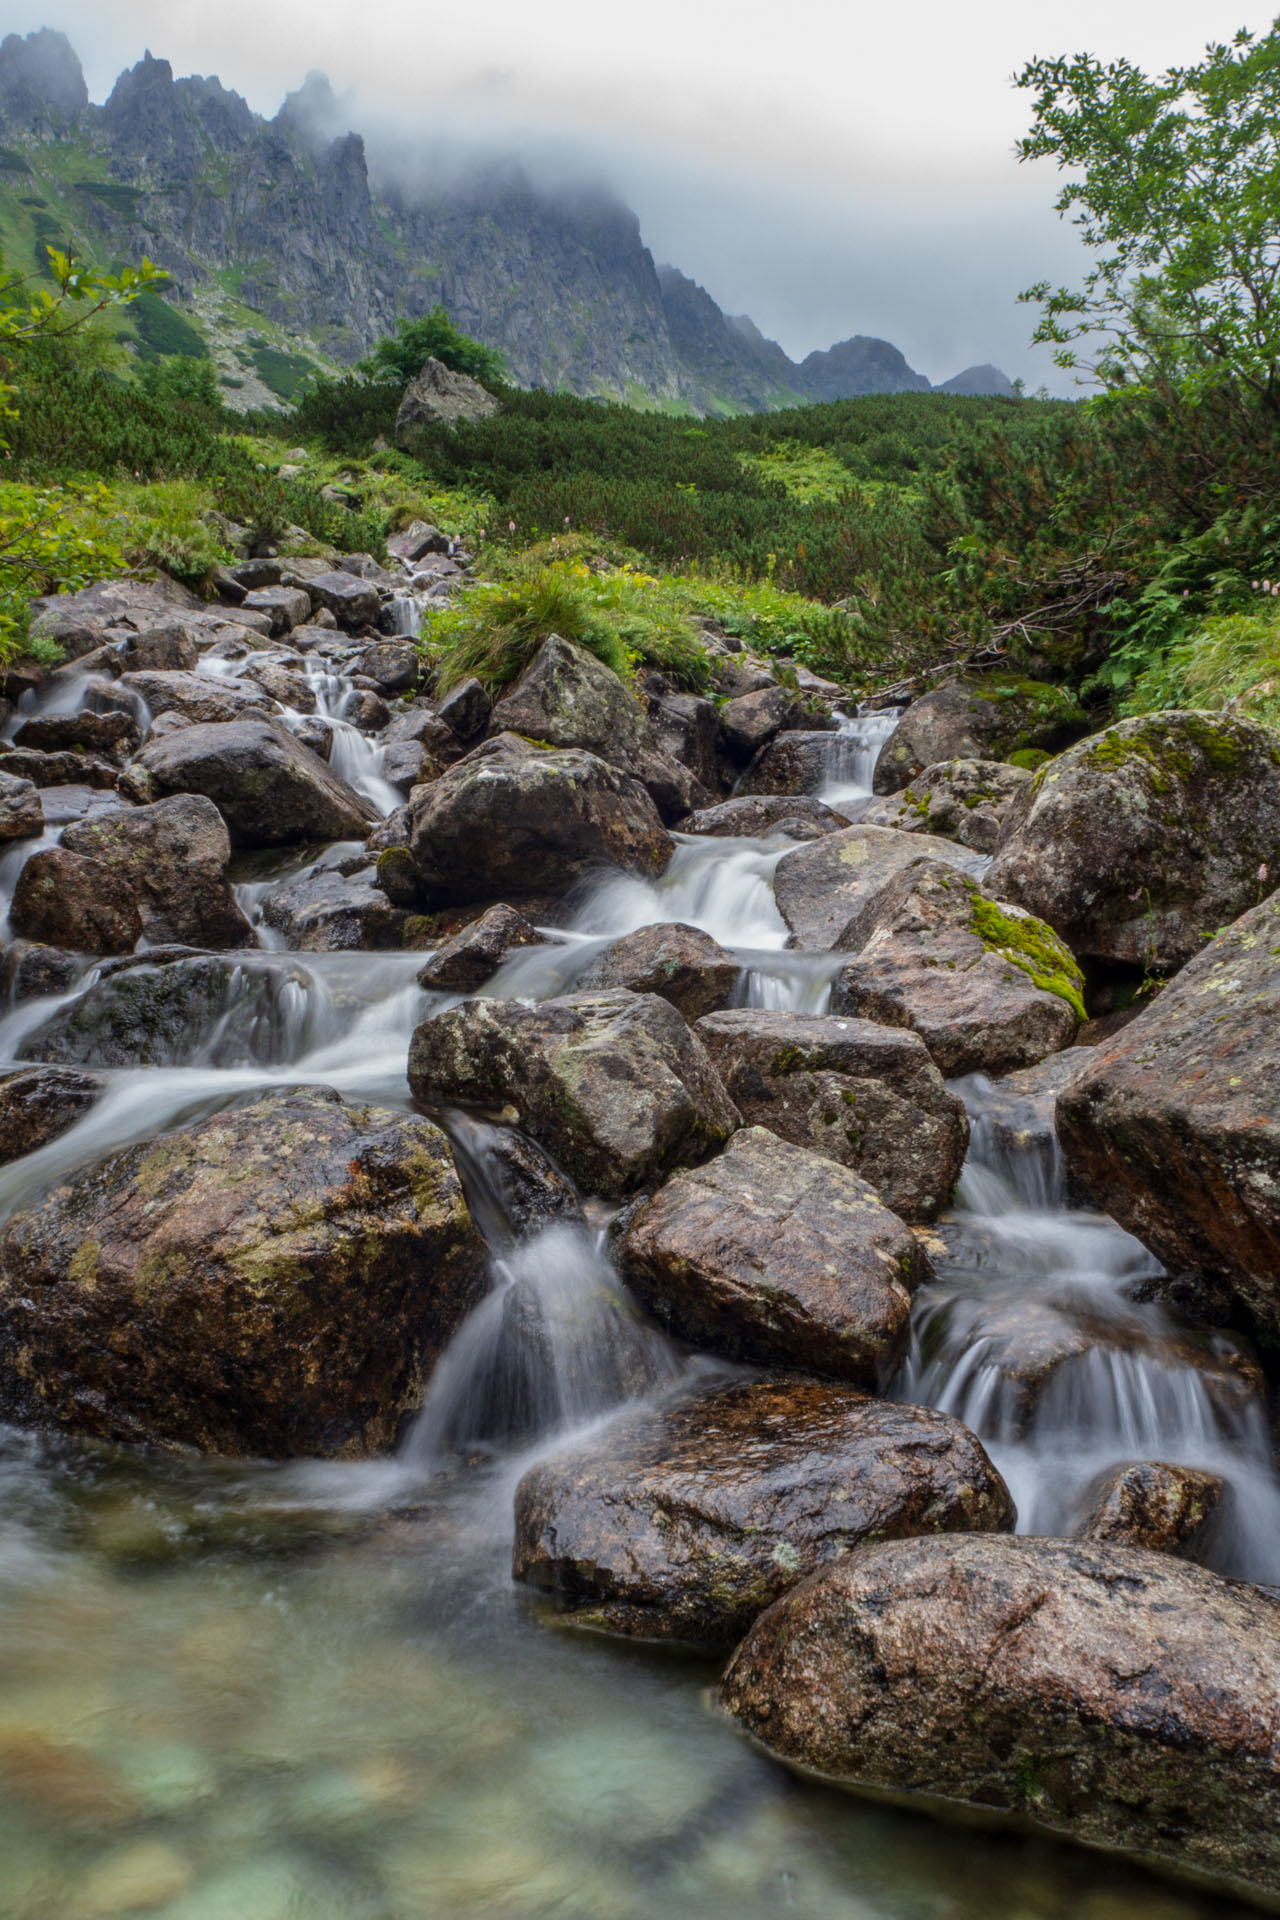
[18,0,1279,388]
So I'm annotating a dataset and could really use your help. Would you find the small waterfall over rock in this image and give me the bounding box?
[819,705,900,814]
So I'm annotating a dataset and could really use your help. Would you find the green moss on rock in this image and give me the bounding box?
[970,894,1086,1022]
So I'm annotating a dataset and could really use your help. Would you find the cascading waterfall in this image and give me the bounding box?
[819,704,901,814]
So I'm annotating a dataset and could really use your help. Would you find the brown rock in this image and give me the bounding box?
[9,849,141,956]
[0,748,120,790]
[0,1066,104,1167]
[13,709,141,763]
[513,1378,1014,1645]
[417,904,546,991]
[1080,1460,1224,1557]
[0,770,42,841]
[617,1127,928,1383]
[60,796,252,950]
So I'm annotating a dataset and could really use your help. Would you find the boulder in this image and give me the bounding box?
[872,674,1086,794]
[1079,1460,1224,1557]
[576,923,739,1020]
[436,676,491,742]
[60,797,253,950]
[240,585,312,634]
[618,1127,928,1383]
[513,1378,1013,1645]
[9,849,140,956]
[985,712,1280,972]
[735,731,834,797]
[259,865,407,951]
[0,1066,105,1167]
[388,520,450,561]
[0,748,119,790]
[405,734,671,905]
[0,1086,486,1458]
[718,686,797,760]
[417,904,546,991]
[772,825,980,951]
[693,1009,967,1221]
[861,757,1032,855]
[0,941,81,1003]
[831,862,1083,1076]
[238,659,314,711]
[0,771,42,841]
[120,718,376,847]
[305,571,381,632]
[119,670,274,726]
[489,635,644,762]
[408,989,739,1198]
[720,1534,1280,1900]
[394,357,500,444]
[642,689,721,794]
[1055,893,1280,1339]
[13,709,141,763]
[355,642,420,693]
[685,794,848,838]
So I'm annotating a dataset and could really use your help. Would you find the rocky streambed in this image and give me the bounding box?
[0,561,1277,1917]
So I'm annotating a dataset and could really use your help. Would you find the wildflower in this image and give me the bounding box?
[1261,863,1270,883]
[508,519,516,533]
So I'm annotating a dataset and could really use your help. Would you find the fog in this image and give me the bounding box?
[17,0,1279,389]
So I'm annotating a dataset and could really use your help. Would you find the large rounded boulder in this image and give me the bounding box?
[60,795,253,950]
[721,1534,1280,1900]
[0,1086,487,1456]
[120,717,376,847]
[513,1378,1013,1646]
[405,733,672,905]
[872,674,1085,794]
[985,711,1280,971]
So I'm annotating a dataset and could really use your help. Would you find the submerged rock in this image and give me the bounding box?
[0,1066,105,1167]
[405,734,672,906]
[831,862,1083,1076]
[513,1377,1013,1645]
[18,956,315,1069]
[693,1008,967,1221]
[576,922,739,1020]
[0,1086,487,1457]
[617,1127,928,1383]
[985,711,1280,971]
[871,675,1085,794]
[408,989,739,1198]
[60,795,253,951]
[1056,892,1280,1341]
[720,1534,1280,1900]
[1079,1459,1224,1558]
[120,717,376,847]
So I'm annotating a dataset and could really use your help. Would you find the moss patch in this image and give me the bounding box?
[970,894,1086,1021]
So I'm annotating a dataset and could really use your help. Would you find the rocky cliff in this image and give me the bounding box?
[0,29,1007,413]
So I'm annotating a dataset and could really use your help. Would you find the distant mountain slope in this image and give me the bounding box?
[938,364,1016,397]
[0,28,1011,414]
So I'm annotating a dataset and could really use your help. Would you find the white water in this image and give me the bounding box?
[819,705,900,814]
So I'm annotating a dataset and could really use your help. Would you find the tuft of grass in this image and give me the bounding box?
[1126,600,1280,731]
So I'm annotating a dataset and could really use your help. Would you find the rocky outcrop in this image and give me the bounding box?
[405,734,671,905]
[408,989,739,1198]
[617,1127,928,1383]
[575,922,739,1020]
[872,677,1086,795]
[831,862,1083,1076]
[985,712,1280,971]
[861,758,1031,855]
[120,717,376,846]
[1055,892,1280,1339]
[693,1009,967,1221]
[395,357,500,444]
[720,1534,1280,1900]
[772,825,979,951]
[9,848,141,956]
[513,1377,1013,1645]
[0,1086,486,1457]
[60,796,253,950]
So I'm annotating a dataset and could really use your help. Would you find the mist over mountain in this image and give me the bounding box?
[0,28,1013,412]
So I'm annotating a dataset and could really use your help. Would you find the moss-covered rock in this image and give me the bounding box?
[871,675,1086,795]
[986,710,1280,971]
[860,757,1031,854]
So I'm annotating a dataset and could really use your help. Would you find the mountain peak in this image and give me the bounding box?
[0,27,87,132]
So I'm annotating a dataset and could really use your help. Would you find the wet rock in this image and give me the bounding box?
[861,757,1031,855]
[10,849,141,956]
[0,770,42,841]
[718,686,798,761]
[259,865,406,951]
[239,659,315,711]
[0,940,81,1002]
[630,738,709,825]
[720,1534,1280,1900]
[437,676,492,742]
[1079,1460,1225,1557]
[240,584,313,634]
[735,730,833,797]
[60,796,253,951]
[618,1127,926,1381]
[576,922,739,1020]
[0,1066,105,1166]
[409,989,739,1197]
[291,717,331,760]
[118,669,275,726]
[395,357,500,443]
[356,641,420,693]
[120,718,377,847]
[18,956,312,1069]
[0,747,120,790]
[1055,892,1280,1339]
[986,712,1280,972]
[405,734,671,905]
[489,635,644,763]
[694,1008,967,1221]
[0,1086,487,1457]
[305,571,382,631]
[514,1378,1012,1645]
[417,904,546,991]
[872,675,1086,794]
[470,1129,584,1238]
[773,824,980,950]
[13,709,141,764]
[685,794,848,837]
[642,689,721,794]
[832,862,1083,1076]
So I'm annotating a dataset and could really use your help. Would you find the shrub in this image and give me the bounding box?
[358,306,508,388]
[0,481,124,656]
[132,291,208,363]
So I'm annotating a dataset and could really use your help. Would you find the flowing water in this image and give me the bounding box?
[0,711,1269,1917]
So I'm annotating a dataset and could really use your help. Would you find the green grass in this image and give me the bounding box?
[1126,601,1280,730]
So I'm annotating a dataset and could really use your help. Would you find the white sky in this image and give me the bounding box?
[19,0,1279,387]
